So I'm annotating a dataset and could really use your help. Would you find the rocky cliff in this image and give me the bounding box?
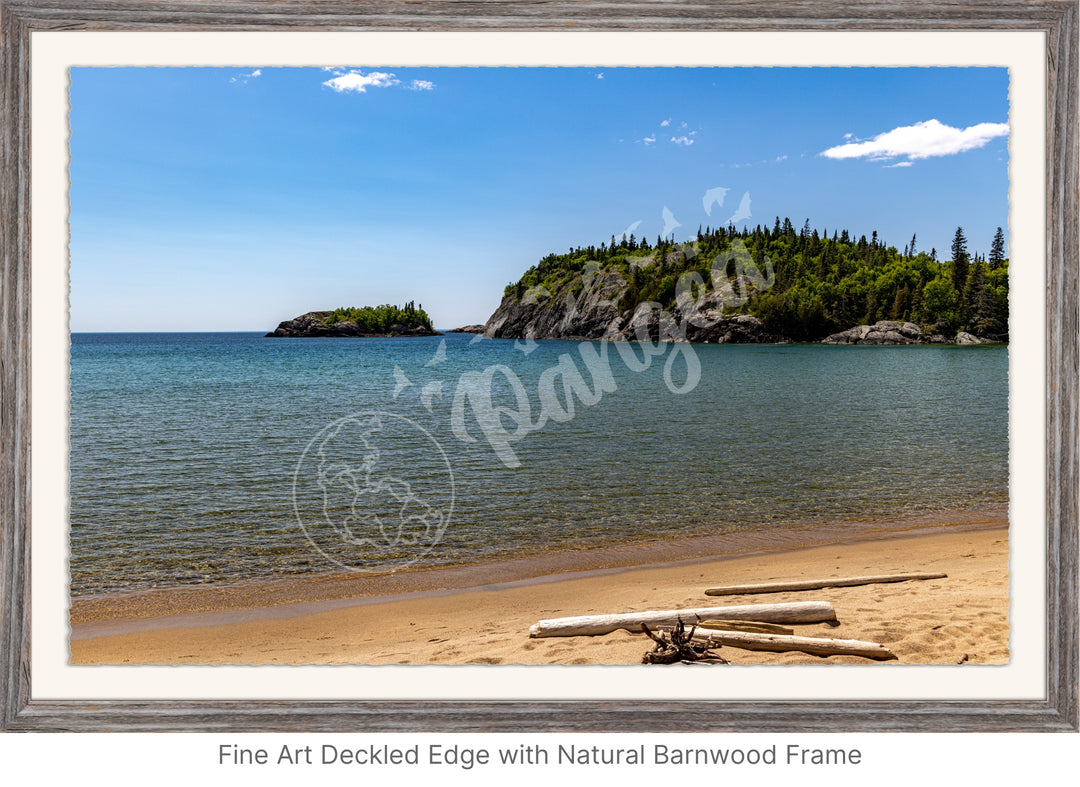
[482,271,780,344]
[483,284,1005,346]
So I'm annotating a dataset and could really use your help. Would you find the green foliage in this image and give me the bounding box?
[323,301,433,332]
[501,220,1009,339]
[921,276,958,330]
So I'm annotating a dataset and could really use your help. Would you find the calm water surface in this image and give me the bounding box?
[69,332,1008,596]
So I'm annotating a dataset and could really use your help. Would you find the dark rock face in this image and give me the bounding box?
[482,272,779,344]
[447,324,486,333]
[685,313,780,344]
[484,271,628,341]
[266,311,440,338]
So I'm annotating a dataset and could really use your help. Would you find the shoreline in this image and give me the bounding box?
[70,507,1004,628]
[69,509,1009,665]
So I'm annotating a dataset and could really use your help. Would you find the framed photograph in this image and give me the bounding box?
[1,1,1076,732]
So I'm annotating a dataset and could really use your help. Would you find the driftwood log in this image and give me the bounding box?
[696,620,795,635]
[704,572,947,596]
[528,601,837,638]
[692,629,898,660]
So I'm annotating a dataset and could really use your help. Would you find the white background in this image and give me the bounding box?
[7,29,1076,775]
[2,732,1079,783]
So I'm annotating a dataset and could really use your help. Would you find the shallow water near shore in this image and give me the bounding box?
[70,332,1008,599]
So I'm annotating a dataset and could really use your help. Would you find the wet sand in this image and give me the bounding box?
[70,515,1009,666]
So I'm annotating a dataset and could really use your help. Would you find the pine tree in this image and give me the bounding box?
[950,227,969,293]
[962,257,991,333]
[988,227,1006,270]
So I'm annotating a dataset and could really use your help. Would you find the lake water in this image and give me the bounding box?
[69,332,1008,597]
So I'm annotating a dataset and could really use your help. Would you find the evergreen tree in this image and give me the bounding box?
[950,227,969,293]
[962,257,991,332]
[988,227,1006,270]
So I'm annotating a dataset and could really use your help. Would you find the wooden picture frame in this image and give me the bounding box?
[1,0,1076,732]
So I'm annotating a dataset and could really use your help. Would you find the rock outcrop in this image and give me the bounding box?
[448,325,485,334]
[822,321,1002,345]
[266,311,440,338]
[822,321,925,345]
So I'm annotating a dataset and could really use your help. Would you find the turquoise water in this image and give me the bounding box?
[69,333,1008,596]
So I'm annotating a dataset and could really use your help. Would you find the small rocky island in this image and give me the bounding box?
[266,302,439,338]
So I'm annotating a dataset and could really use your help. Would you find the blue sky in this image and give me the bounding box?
[69,67,1010,331]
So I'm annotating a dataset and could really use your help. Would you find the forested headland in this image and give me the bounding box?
[490,219,1008,343]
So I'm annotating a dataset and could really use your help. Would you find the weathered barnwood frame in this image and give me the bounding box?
[1,0,1076,732]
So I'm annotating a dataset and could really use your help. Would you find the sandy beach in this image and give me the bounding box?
[70,514,1009,666]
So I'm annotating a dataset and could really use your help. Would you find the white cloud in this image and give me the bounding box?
[408,80,435,91]
[596,72,605,79]
[885,161,914,168]
[821,119,1009,162]
[660,118,671,127]
[775,154,788,163]
[642,135,656,145]
[671,135,694,146]
[323,70,399,93]
[230,69,262,84]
